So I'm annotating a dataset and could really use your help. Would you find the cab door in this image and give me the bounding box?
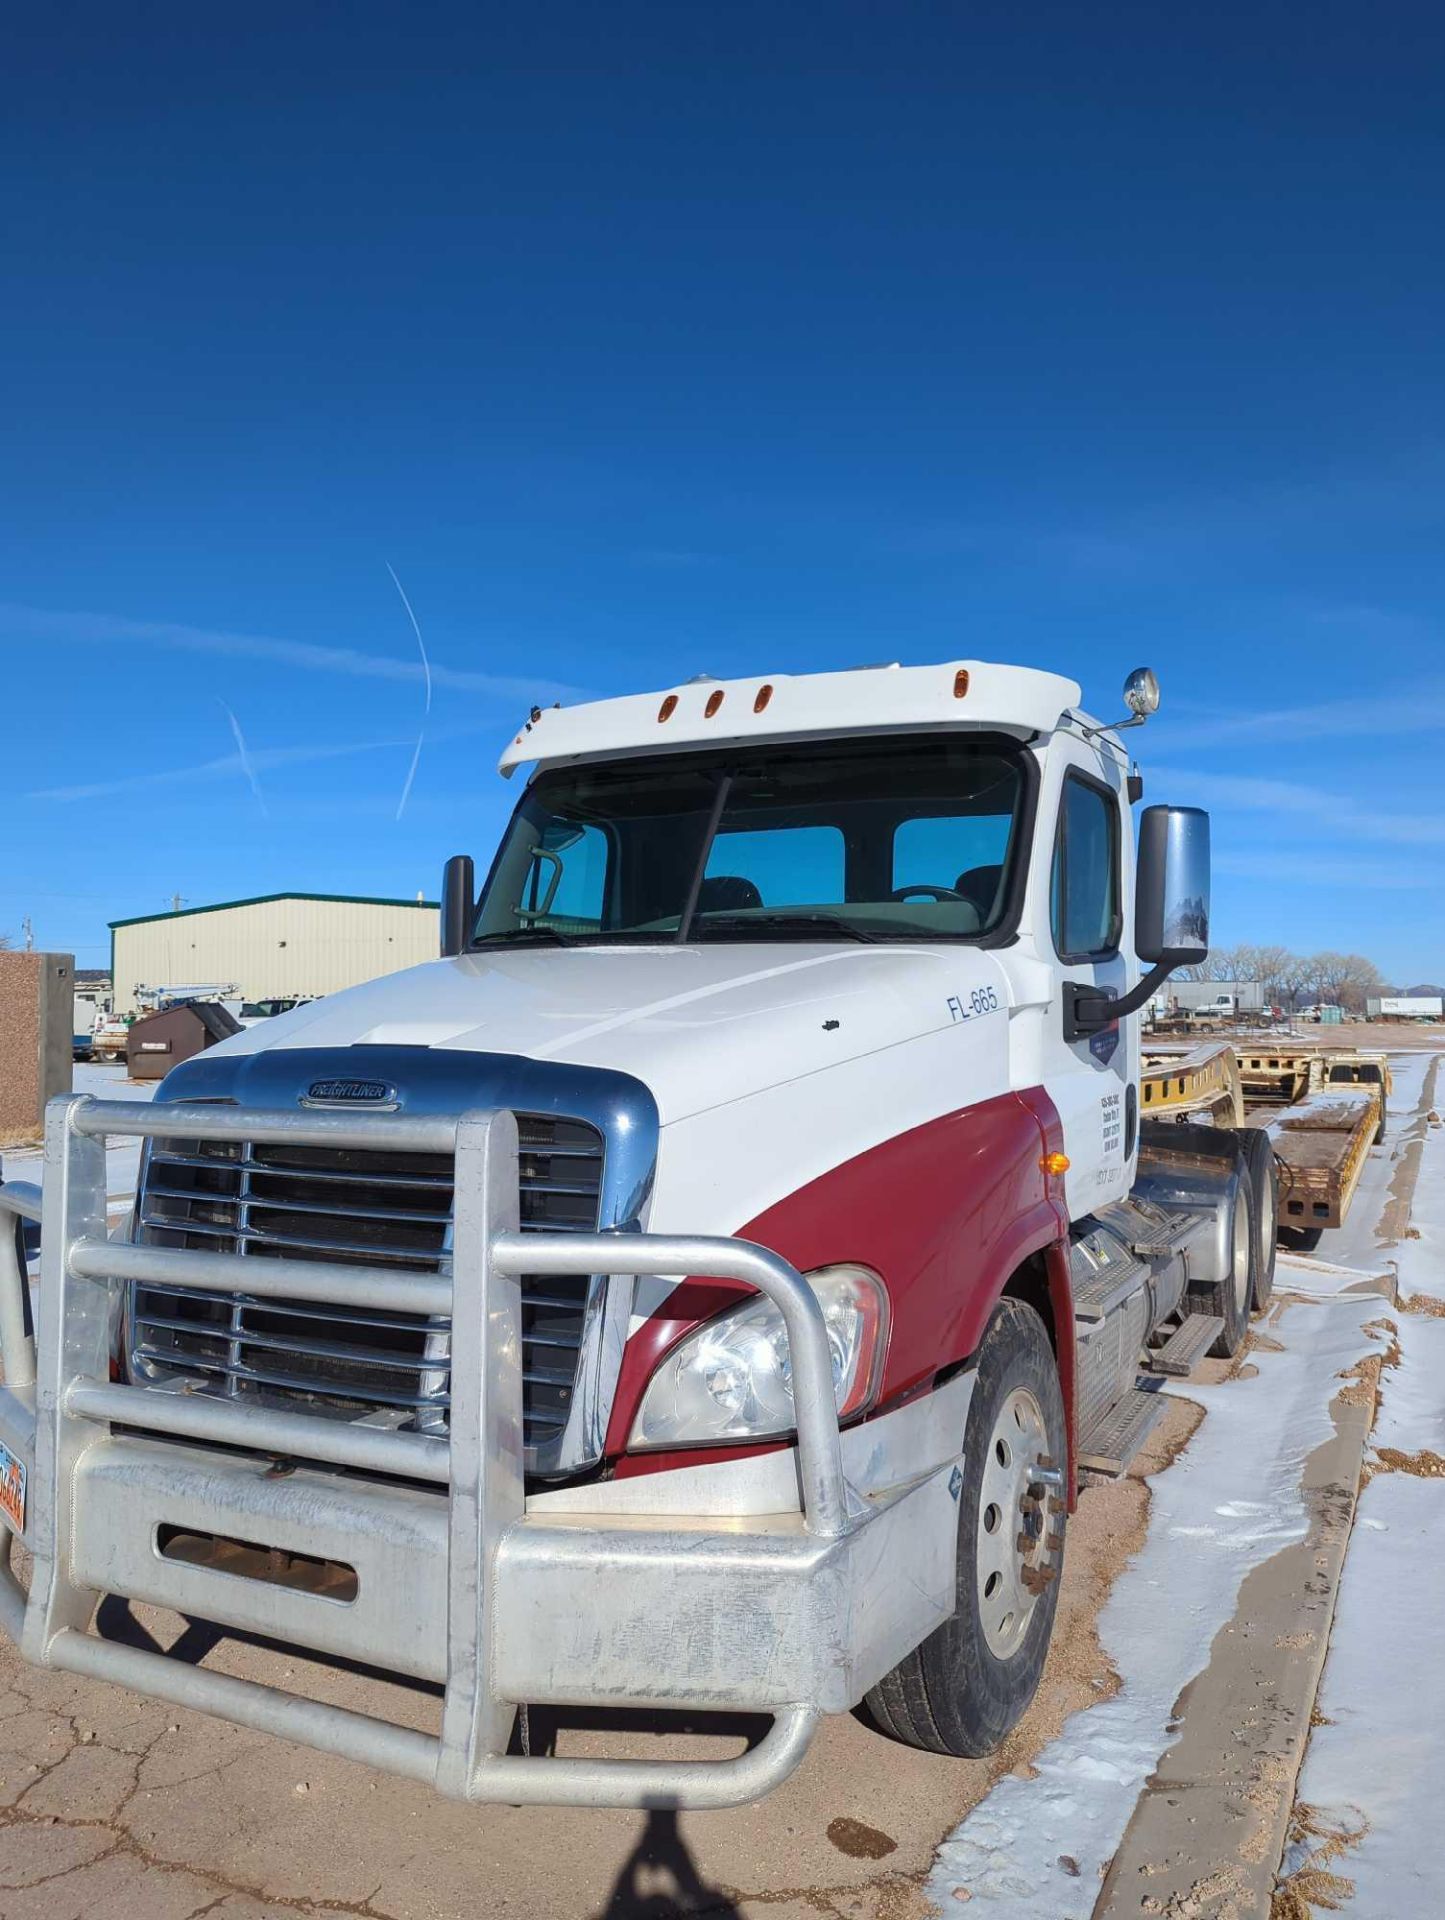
[1039,747,1133,1217]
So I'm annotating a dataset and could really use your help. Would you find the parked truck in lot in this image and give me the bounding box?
[0,660,1287,1809]
[1367,994,1443,1022]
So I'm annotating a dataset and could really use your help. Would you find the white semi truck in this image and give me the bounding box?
[0,659,1278,1808]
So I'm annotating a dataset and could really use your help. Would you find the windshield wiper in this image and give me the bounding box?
[470,926,580,948]
[691,913,883,944]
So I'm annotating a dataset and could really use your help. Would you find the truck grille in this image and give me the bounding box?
[130,1114,605,1466]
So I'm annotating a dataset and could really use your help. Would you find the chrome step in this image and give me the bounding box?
[1077,1386,1167,1478]
[1143,1313,1224,1378]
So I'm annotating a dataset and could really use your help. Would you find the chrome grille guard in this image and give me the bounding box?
[0,1095,959,1810]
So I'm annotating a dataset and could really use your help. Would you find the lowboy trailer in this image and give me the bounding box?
[0,659,1332,1809]
[1142,1041,1389,1236]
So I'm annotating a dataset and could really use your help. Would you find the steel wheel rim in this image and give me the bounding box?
[1255,1165,1275,1284]
[975,1385,1055,1661]
[1232,1194,1252,1318]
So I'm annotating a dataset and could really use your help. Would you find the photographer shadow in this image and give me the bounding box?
[596,1807,742,1919]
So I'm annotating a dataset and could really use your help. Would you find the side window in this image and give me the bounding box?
[521,821,610,929]
[1051,773,1120,960]
[703,825,845,907]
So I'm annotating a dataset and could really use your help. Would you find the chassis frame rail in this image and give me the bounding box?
[0,1095,891,1808]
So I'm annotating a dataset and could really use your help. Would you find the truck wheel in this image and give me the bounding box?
[1190,1169,1253,1358]
[864,1297,1066,1757]
[1243,1132,1278,1313]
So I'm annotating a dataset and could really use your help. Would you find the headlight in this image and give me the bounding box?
[629,1263,889,1450]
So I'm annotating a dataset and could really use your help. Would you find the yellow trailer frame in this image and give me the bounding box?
[1140,1042,1390,1234]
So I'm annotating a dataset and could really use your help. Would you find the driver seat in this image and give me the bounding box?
[695,875,762,913]
[954,863,1004,924]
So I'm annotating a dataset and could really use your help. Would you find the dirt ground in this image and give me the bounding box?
[1,1038,1438,1919]
[0,1396,1201,1920]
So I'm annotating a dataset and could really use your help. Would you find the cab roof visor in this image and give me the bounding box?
[498,660,1084,774]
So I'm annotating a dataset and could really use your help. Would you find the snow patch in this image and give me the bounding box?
[1285,1475,1444,1913]
[1372,1308,1445,1459]
[1278,1046,1445,1915]
[1276,1250,1393,1298]
[928,1295,1382,1916]
[1384,1049,1433,1124]
[1393,1098,1445,1306]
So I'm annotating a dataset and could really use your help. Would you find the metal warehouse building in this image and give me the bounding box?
[110,893,439,1014]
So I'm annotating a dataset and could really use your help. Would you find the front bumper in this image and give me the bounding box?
[0,1097,960,1809]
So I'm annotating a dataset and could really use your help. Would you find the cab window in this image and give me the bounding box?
[703,825,845,907]
[1051,773,1120,961]
[520,821,611,932]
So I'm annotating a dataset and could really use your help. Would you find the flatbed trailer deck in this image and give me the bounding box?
[1264,1085,1383,1231]
[1140,1042,1389,1235]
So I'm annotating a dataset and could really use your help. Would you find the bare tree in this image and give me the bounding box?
[1194,943,1242,983]
[1280,954,1315,1011]
[1164,944,1382,1015]
[1253,945,1294,1003]
[1303,952,1339,1005]
[0,932,11,952]
[1334,953,1384,1013]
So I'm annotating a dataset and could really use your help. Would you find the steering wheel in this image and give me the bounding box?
[889,884,964,902]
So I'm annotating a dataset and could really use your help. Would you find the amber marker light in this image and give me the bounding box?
[658,694,678,722]
[953,669,971,699]
[1041,1152,1070,1176]
[704,689,726,717]
[754,683,774,713]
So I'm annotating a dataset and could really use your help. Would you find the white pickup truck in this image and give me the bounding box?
[1192,993,1237,1019]
[0,659,1276,1809]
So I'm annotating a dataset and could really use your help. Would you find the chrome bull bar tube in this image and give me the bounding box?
[0,1092,871,1808]
[496,1230,849,1539]
[0,1177,40,1391]
[0,1175,39,1646]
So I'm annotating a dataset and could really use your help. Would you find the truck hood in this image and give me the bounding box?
[209,944,1012,1125]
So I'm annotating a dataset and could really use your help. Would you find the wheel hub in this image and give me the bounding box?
[975,1386,1061,1660]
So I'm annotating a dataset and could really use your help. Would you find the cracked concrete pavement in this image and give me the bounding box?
[0,1415,1187,1920]
[0,1038,1436,1918]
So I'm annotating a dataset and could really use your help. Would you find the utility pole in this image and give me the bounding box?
[169,893,186,913]
[21,916,33,952]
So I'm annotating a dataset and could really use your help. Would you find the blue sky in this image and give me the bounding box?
[3,3,1443,982]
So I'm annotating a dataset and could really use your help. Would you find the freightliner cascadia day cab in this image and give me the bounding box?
[0,660,1277,1808]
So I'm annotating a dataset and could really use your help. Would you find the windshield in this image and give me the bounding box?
[473,734,1029,946]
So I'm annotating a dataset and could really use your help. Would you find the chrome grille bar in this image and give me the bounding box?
[130,1110,606,1466]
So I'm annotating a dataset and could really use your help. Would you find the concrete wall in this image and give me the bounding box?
[0,952,74,1145]
[111,897,439,1013]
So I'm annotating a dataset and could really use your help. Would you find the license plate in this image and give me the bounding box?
[0,1443,26,1536]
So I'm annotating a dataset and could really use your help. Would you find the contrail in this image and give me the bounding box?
[0,601,585,702]
[220,700,269,818]
[387,562,432,822]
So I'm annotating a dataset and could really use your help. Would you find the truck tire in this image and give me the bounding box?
[1243,1132,1278,1313]
[1190,1167,1253,1359]
[864,1297,1066,1757]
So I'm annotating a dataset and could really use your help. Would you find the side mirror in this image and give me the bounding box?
[440,853,476,958]
[1064,805,1209,1039]
[1136,806,1210,965]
